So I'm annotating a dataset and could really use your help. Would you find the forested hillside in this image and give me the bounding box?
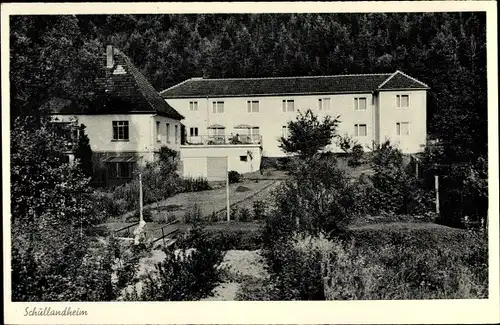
[10,13,487,161]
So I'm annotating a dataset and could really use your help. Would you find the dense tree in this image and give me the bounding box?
[73,124,93,179]
[279,109,340,158]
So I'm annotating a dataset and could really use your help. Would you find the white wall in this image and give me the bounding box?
[51,114,182,162]
[378,90,427,153]
[180,144,262,178]
[167,89,427,155]
[167,92,377,157]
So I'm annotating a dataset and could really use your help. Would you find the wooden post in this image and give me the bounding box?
[139,172,144,223]
[435,175,440,214]
[226,165,230,222]
[161,227,165,247]
[415,161,419,179]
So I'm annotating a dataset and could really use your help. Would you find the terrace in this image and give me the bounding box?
[184,134,262,146]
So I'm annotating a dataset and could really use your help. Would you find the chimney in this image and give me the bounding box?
[106,45,114,69]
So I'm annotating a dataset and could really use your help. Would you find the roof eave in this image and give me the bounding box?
[162,89,377,99]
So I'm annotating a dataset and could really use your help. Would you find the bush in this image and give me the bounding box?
[204,228,263,251]
[269,154,355,240]
[252,200,266,221]
[136,223,225,301]
[184,204,203,224]
[228,170,242,184]
[182,176,211,192]
[348,144,364,167]
[238,207,251,222]
[209,211,219,223]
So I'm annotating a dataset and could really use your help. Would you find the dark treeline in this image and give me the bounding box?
[10,13,487,161]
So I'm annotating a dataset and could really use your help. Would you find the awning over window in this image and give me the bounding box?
[207,124,225,129]
[234,124,253,129]
[104,156,142,163]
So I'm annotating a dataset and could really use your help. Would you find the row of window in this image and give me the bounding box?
[187,95,410,114]
[186,122,410,139]
[113,121,179,143]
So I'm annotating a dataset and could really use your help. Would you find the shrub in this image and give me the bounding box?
[269,154,355,240]
[230,206,239,221]
[182,176,211,192]
[137,223,225,301]
[184,204,203,224]
[252,200,266,221]
[209,211,219,223]
[228,170,242,184]
[127,209,153,222]
[204,228,263,251]
[348,144,364,167]
[238,207,251,222]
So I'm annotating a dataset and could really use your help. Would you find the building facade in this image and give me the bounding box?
[161,71,429,157]
[47,45,184,186]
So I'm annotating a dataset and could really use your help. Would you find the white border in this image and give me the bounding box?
[2,2,499,324]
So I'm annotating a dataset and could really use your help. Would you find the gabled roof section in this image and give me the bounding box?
[95,47,184,120]
[377,70,429,90]
[160,71,429,99]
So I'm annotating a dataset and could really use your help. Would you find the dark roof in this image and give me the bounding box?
[160,70,429,99]
[48,47,183,120]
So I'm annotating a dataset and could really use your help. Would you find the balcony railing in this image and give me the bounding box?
[184,134,262,146]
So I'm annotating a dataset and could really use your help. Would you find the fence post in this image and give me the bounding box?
[162,227,165,247]
[139,172,144,223]
[226,168,230,222]
[435,175,440,214]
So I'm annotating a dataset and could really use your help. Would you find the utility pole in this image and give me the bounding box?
[226,162,230,222]
[139,172,144,223]
[435,175,440,215]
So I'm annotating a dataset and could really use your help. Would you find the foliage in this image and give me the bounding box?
[268,154,355,240]
[10,116,136,301]
[278,109,340,157]
[137,223,225,301]
[364,141,433,216]
[203,228,263,251]
[238,207,251,222]
[183,203,203,224]
[348,144,364,167]
[73,124,94,179]
[228,170,242,184]
[337,133,358,153]
[157,146,179,173]
[252,200,266,221]
[246,227,487,300]
[182,176,211,192]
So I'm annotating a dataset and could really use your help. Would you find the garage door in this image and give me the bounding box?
[207,157,228,181]
[182,157,208,179]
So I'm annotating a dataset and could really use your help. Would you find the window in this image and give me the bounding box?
[396,95,409,108]
[212,101,224,113]
[354,97,367,110]
[156,121,161,142]
[282,125,289,138]
[354,124,367,137]
[166,123,170,142]
[174,125,179,144]
[396,122,410,136]
[112,121,129,140]
[189,101,198,111]
[282,100,295,112]
[250,127,260,143]
[189,127,199,137]
[247,100,259,113]
[318,98,331,111]
[240,156,248,162]
[107,162,132,179]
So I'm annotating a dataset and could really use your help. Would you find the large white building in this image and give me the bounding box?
[161,71,429,157]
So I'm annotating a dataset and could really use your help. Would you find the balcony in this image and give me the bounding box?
[184,134,262,146]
